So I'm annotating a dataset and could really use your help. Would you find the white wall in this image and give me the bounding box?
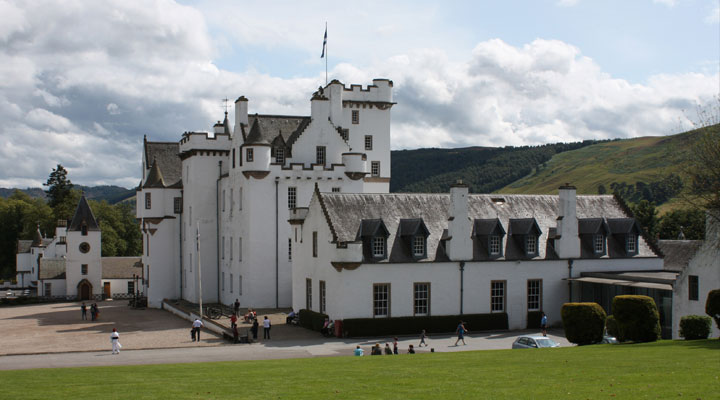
[66,229,102,298]
[38,279,66,297]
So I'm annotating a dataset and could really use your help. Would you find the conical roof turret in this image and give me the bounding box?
[31,224,44,247]
[143,157,166,188]
[245,116,270,145]
[68,195,100,232]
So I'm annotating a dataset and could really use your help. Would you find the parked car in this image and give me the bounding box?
[5,290,14,298]
[600,335,618,344]
[512,335,560,349]
[21,289,30,296]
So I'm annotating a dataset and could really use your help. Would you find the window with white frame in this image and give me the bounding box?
[527,279,542,311]
[288,187,297,209]
[319,280,326,314]
[491,281,506,312]
[127,281,134,295]
[413,236,425,257]
[275,147,285,164]
[145,193,151,209]
[364,135,373,150]
[594,234,604,253]
[332,187,341,193]
[316,146,326,166]
[489,235,501,255]
[414,282,429,316]
[526,235,537,255]
[288,238,292,261]
[627,235,636,253]
[230,273,234,293]
[372,236,385,258]
[373,283,389,317]
[306,278,312,310]
[371,161,380,177]
[352,110,359,124]
[246,148,254,162]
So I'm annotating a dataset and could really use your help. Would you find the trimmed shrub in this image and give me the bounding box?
[605,315,619,338]
[612,295,660,342]
[299,309,328,331]
[706,289,720,333]
[679,315,712,340]
[561,303,606,345]
[527,311,543,329]
[341,313,508,338]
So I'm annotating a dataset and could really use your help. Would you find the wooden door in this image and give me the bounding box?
[81,283,90,300]
[103,282,111,299]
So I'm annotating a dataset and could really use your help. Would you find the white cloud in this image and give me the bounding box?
[706,4,719,23]
[106,103,120,115]
[653,0,678,6]
[557,0,579,6]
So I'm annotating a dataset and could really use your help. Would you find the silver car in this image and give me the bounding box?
[512,335,560,349]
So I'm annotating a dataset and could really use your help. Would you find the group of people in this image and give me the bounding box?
[80,302,100,321]
[356,337,433,356]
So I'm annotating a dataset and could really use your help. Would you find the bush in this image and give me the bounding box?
[605,315,619,338]
[341,313,508,338]
[679,315,712,340]
[527,311,543,329]
[612,295,660,342]
[299,309,328,331]
[561,303,606,345]
[706,289,720,333]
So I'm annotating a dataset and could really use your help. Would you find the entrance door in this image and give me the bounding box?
[80,283,90,300]
[104,282,111,299]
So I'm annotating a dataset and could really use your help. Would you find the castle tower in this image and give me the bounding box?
[66,195,102,300]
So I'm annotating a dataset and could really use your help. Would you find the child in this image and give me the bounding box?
[419,329,427,347]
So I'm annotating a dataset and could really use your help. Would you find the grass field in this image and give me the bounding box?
[1,340,718,399]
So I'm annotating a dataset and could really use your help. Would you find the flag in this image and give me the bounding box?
[321,26,327,58]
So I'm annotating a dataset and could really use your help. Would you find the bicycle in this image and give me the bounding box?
[205,304,234,319]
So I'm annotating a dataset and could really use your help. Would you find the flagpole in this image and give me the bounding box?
[325,22,328,86]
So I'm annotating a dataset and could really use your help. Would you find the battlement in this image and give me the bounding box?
[329,78,393,103]
[179,131,232,153]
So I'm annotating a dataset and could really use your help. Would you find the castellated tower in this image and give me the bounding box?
[139,79,394,309]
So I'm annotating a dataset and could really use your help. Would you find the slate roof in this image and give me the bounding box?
[39,258,66,280]
[143,158,167,188]
[473,218,505,236]
[578,218,610,235]
[246,114,311,148]
[318,193,658,262]
[657,240,702,272]
[17,239,54,253]
[144,140,182,188]
[101,257,142,279]
[68,196,100,232]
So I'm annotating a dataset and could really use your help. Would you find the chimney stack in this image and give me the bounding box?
[556,184,580,258]
[234,96,248,136]
[447,180,472,261]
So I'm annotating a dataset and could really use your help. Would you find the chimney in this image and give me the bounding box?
[447,180,472,261]
[556,184,580,258]
[234,96,248,136]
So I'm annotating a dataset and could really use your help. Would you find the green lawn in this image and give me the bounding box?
[2,340,718,399]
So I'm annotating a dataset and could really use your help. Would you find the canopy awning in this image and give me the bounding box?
[567,276,673,291]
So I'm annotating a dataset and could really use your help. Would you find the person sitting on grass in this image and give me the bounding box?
[384,343,393,355]
[371,343,382,355]
[354,345,364,356]
[408,344,415,354]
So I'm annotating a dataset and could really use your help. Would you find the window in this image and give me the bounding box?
[222,190,226,212]
[319,280,326,314]
[414,283,430,316]
[306,278,312,310]
[145,193,151,209]
[371,161,380,177]
[222,236,225,259]
[689,275,699,301]
[526,235,537,255]
[230,236,233,260]
[341,129,349,141]
[275,147,285,165]
[373,283,390,317]
[527,280,542,311]
[239,275,243,295]
[246,148,254,162]
[288,238,292,261]
[45,282,51,297]
[81,224,88,236]
[594,234,604,253]
[491,281,506,312]
[372,236,385,258]
[312,232,318,257]
[316,146,326,166]
[127,281,134,295]
[174,197,182,214]
[59,236,66,244]
[230,273,233,293]
[413,236,425,257]
[232,148,236,168]
[81,264,88,275]
[238,187,242,210]
[489,235,501,255]
[332,187,341,193]
[222,272,225,292]
[627,235,636,253]
[352,110,359,124]
[229,189,233,217]
[238,238,242,261]
[364,135,373,150]
[288,187,297,209]
[146,265,150,287]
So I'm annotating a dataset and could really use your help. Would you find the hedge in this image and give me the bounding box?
[679,315,712,340]
[706,289,720,333]
[605,315,619,338]
[299,309,328,331]
[527,311,543,329]
[561,303,606,345]
[341,313,508,338]
[612,295,660,342]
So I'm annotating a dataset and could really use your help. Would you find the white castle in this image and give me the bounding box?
[136,79,394,308]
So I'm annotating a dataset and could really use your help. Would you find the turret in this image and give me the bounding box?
[310,88,330,123]
[341,152,367,180]
[241,117,271,173]
[234,96,248,136]
[326,80,343,126]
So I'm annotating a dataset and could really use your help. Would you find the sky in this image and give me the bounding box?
[0,0,718,189]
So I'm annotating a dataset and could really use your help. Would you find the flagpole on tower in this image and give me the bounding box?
[321,22,328,86]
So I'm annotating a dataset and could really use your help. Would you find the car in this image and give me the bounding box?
[21,289,30,296]
[512,335,560,349]
[600,335,618,344]
[5,290,14,297]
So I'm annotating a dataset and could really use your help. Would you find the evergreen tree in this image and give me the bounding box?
[632,200,659,239]
[44,164,74,208]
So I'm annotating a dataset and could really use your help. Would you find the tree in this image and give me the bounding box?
[597,184,606,194]
[631,200,659,239]
[44,164,74,208]
[658,209,705,240]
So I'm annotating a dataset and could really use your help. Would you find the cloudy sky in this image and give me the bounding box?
[0,0,718,188]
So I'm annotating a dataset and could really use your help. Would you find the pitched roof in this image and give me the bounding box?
[245,114,311,147]
[607,218,642,235]
[39,258,66,280]
[657,240,703,272]
[144,140,181,188]
[508,218,542,236]
[473,218,505,236]
[245,117,270,145]
[31,226,44,247]
[143,158,167,188]
[68,196,100,232]
[318,193,657,262]
[398,219,429,237]
[101,257,142,279]
[578,218,610,235]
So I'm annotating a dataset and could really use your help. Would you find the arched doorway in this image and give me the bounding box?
[77,280,92,301]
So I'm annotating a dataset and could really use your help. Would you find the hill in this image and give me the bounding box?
[0,185,135,204]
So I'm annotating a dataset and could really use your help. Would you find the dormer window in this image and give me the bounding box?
[399,218,430,260]
[579,218,610,257]
[275,148,285,165]
[358,219,390,261]
[372,237,385,257]
[594,234,605,254]
[626,234,636,253]
[473,218,506,259]
[508,218,542,259]
[607,218,642,257]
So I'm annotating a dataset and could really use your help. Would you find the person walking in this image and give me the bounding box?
[251,319,259,341]
[262,316,271,340]
[110,328,121,354]
[540,312,548,337]
[234,299,240,316]
[81,303,87,320]
[454,321,467,346]
[419,329,428,347]
[90,303,97,321]
[393,337,399,355]
[192,318,204,342]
